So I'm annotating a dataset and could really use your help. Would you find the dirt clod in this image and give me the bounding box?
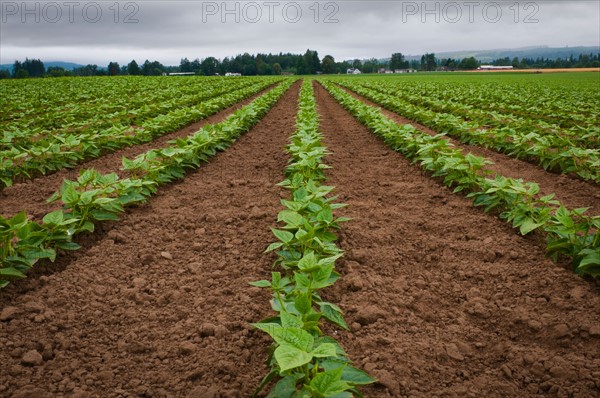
[21,350,43,366]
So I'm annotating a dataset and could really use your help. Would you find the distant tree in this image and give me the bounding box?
[47,66,66,77]
[421,53,437,71]
[363,58,379,73]
[142,60,152,75]
[321,55,336,74]
[136,60,165,76]
[16,69,29,78]
[73,64,98,76]
[24,58,45,77]
[272,62,282,75]
[459,56,479,70]
[0,70,10,79]
[108,62,120,76]
[12,60,23,77]
[352,59,362,70]
[390,53,409,70]
[13,58,44,77]
[441,58,458,70]
[191,58,201,73]
[120,65,129,75]
[337,60,352,73]
[180,57,192,72]
[296,57,308,75]
[311,51,320,74]
[127,60,141,75]
[201,57,219,76]
[256,58,269,75]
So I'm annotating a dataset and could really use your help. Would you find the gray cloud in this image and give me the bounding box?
[0,0,598,64]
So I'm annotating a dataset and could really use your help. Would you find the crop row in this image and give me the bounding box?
[0,80,277,190]
[336,80,600,184]
[251,80,374,397]
[356,78,599,128]
[1,78,265,151]
[321,80,600,277]
[350,80,599,149]
[0,80,294,289]
[0,76,247,132]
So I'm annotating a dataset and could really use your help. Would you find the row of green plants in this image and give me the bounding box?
[352,80,599,149]
[336,80,600,184]
[0,80,278,190]
[321,80,600,277]
[251,80,375,397]
[1,78,263,151]
[0,76,262,133]
[351,78,599,129]
[0,80,294,289]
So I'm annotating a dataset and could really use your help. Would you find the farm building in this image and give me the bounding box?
[346,68,362,74]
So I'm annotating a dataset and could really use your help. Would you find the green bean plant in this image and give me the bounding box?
[251,80,374,397]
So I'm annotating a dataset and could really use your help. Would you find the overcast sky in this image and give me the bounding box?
[0,0,598,65]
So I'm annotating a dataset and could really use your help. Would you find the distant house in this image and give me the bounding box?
[225,72,242,76]
[346,68,362,74]
[167,72,196,76]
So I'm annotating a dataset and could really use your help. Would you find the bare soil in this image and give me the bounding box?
[338,85,600,215]
[0,85,274,221]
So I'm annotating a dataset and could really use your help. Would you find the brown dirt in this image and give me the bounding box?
[313,81,600,397]
[0,82,300,397]
[337,85,600,215]
[0,84,275,221]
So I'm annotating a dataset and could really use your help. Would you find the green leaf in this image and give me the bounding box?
[518,219,544,235]
[316,208,333,223]
[249,280,271,288]
[42,210,64,225]
[278,210,304,227]
[294,293,312,315]
[252,322,282,339]
[321,361,377,385]
[89,209,120,221]
[320,302,349,331]
[281,312,304,329]
[55,241,80,251]
[266,242,284,252]
[273,327,313,352]
[309,367,351,396]
[265,375,303,398]
[576,249,600,276]
[61,184,79,205]
[0,267,27,278]
[274,344,312,373]
[297,251,318,272]
[272,229,294,244]
[10,211,28,226]
[311,343,336,358]
[20,247,56,262]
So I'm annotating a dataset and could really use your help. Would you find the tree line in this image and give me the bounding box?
[2,50,599,79]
